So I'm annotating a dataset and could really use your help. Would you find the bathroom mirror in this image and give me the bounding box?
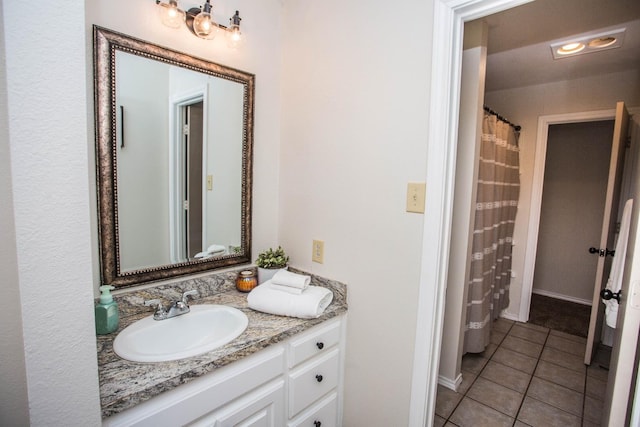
[94,26,254,287]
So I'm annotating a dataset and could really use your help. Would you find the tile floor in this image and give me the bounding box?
[434,318,610,426]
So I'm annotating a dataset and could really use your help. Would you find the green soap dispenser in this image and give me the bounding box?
[95,285,119,335]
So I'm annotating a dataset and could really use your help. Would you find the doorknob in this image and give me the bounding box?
[589,247,615,257]
[600,288,621,303]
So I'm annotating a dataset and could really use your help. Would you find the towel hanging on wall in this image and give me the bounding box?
[602,198,633,328]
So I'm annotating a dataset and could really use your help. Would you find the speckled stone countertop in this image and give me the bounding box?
[97,268,347,419]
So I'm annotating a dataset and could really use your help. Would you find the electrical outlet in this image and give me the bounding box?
[406,182,426,213]
[312,240,324,264]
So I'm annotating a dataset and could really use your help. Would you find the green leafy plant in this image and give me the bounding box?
[255,246,289,269]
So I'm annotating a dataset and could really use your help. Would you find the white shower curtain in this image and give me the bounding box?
[464,112,521,354]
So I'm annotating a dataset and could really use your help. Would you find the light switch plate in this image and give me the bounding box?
[406,182,426,213]
[207,175,213,191]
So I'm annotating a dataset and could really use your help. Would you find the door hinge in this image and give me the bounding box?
[183,200,189,210]
[182,124,190,135]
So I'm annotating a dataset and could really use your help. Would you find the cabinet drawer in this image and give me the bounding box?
[288,349,340,418]
[288,391,338,427]
[288,318,341,368]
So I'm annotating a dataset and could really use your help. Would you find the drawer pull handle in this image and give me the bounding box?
[315,374,323,382]
[316,342,324,350]
[314,421,322,427]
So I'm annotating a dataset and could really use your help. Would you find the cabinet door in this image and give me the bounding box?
[187,380,285,427]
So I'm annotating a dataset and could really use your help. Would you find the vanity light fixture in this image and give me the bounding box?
[155,0,244,46]
[550,27,625,59]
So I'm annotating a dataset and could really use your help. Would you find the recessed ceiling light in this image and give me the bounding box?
[588,36,617,49]
[550,27,625,59]
[557,42,585,55]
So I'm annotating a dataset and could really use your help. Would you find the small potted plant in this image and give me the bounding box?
[255,246,289,284]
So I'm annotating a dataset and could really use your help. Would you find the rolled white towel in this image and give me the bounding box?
[247,281,333,319]
[271,270,311,290]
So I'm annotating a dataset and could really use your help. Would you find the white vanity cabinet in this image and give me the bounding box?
[103,315,346,427]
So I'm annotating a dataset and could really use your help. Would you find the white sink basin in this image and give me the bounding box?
[113,304,249,362]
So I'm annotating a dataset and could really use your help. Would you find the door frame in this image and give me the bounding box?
[168,86,209,263]
[519,109,617,321]
[408,0,534,425]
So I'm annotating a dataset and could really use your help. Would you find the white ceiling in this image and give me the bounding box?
[472,0,640,91]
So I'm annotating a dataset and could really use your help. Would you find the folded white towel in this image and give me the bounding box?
[247,281,333,319]
[271,270,311,290]
[194,244,227,259]
[270,283,305,295]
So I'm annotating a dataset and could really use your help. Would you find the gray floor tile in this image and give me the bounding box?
[540,346,585,373]
[458,370,477,395]
[461,353,489,375]
[450,397,514,427]
[549,329,587,344]
[520,321,550,333]
[587,363,609,381]
[546,335,586,357]
[502,335,544,358]
[483,342,499,358]
[493,318,515,333]
[433,414,446,427]
[490,329,507,345]
[534,360,585,392]
[435,384,463,418]
[514,422,533,427]
[466,377,524,417]
[491,347,538,374]
[517,396,582,427]
[586,375,607,401]
[583,394,603,423]
[509,324,548,344]
[526,377,583,417]
[481,360,531,393]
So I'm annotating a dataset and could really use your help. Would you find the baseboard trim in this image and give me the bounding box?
[532,289,592,306]
[438,373,462,392]
[500,311,520,322]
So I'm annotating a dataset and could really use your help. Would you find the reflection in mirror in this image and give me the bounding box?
[94,26,254,287]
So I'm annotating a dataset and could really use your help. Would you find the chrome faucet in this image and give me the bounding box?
[144,290,199,321]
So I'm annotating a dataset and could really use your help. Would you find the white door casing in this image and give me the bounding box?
[408,0,534,425]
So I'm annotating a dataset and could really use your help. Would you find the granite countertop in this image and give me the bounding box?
[97,268,347,418]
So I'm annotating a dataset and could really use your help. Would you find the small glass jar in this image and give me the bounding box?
[236,270,258,292]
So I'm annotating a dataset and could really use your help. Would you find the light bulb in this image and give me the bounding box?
[192,0,219,39]
[225,11,244,49]
[158,0,186,29]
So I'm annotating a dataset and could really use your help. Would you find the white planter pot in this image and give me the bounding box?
[257,266,287,284]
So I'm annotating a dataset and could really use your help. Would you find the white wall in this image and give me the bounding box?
[3,0,102,424]
[0,1,29,423]
[88,0,284,287]
[279,0,433,424]
[116,52,171,270]
[485,69,640,318]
